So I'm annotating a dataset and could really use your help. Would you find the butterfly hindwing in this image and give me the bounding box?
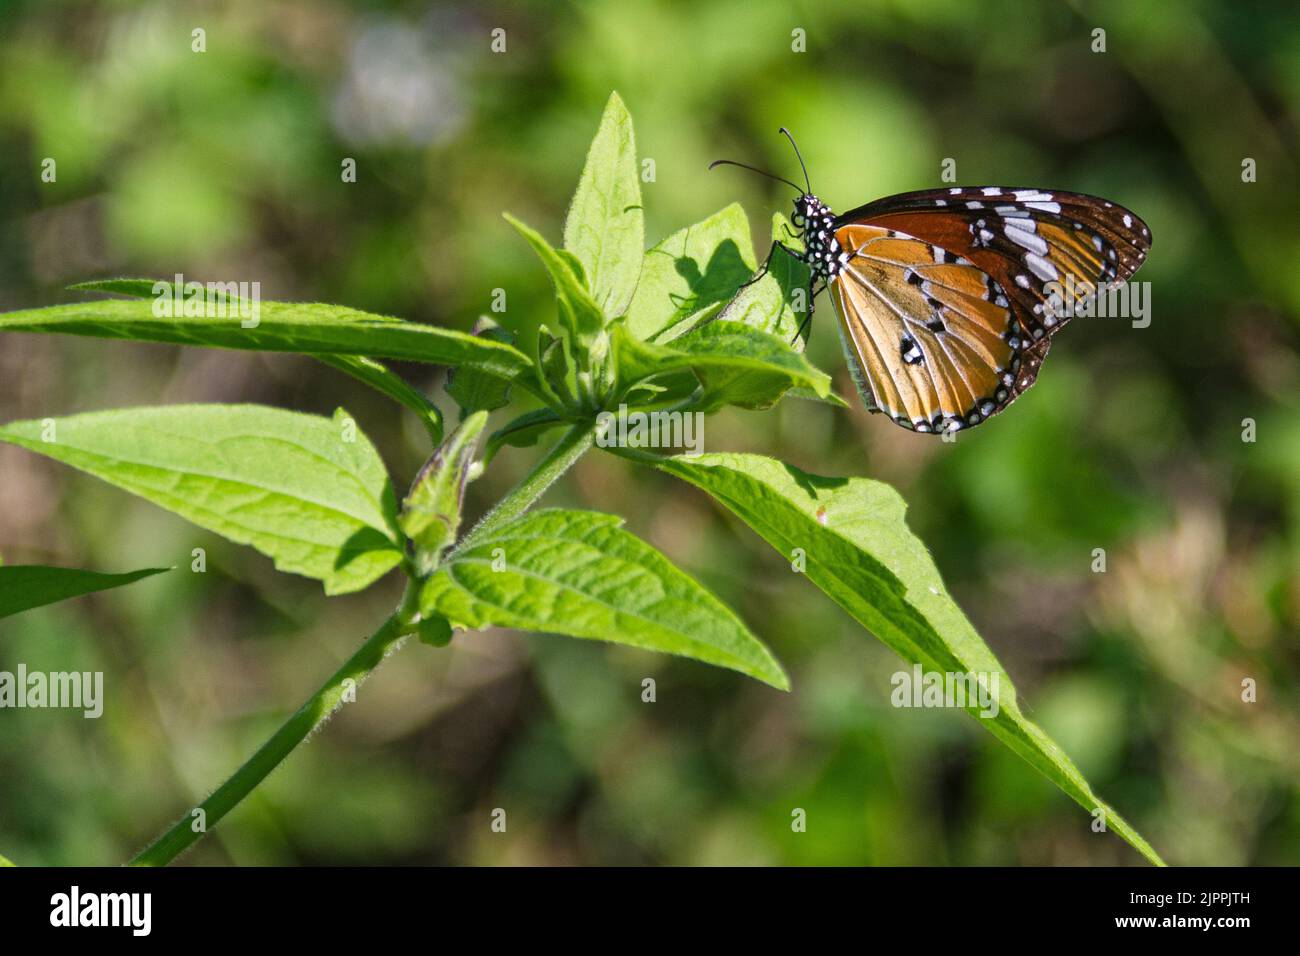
[831,223,1039,433]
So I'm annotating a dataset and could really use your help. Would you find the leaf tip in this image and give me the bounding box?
[765,666,792,692]
[604,89,628,113]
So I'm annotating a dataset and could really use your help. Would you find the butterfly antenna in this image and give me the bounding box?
[708,159,804,195]
[778,127,811,194]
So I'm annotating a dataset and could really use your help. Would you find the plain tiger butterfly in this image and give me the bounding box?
[712,129,1152,435]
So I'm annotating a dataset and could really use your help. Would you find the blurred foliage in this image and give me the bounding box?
[1,0,1298,865]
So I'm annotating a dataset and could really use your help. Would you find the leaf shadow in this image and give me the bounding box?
[666,238,752,318]
[781,461,850,499]
[333,526,402,573]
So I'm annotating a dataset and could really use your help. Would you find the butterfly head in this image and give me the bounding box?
[709,128,849,278]
[790,193,831,229]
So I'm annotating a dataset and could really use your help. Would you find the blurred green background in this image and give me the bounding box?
[1,0,1298,866]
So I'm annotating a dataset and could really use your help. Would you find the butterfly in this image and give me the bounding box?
[711,129,1152,435]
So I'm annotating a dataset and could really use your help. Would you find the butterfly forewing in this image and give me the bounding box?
[836,187,1151,345]
[832,223,1032,433]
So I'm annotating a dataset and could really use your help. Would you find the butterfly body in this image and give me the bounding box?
[790,194,851,280]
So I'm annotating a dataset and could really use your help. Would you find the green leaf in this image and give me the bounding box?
[445,317,516,416]
[673,323,830,410]
[563,92,643,319]
[69,278,178,297]
[0,406,404,595]
[538,326,585,408]
[786,386,850,408]
[0,297,539,392]
[316,354,444,444]
[400,411,488,570]
[482,408,567,469]
[422,509,788,689]
[714,213,813,350]
[557,250,589,287]
[0,565,169,621]
[63,281,450,439]
[59,282,450,439]
[0,852,14,866]
[625,203,755,343]
[612,322,835,411]
[653,452,1165,866]
[504,213,605,341]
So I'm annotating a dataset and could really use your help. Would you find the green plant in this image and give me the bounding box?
[0,93,1164,866]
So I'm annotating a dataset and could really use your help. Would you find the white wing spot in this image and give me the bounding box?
[1026,253,1059,282]
[1006,224,1048,256]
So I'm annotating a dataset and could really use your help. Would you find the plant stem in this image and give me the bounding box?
[129,580,422,866]
[457,420,597,550]
[129,423,597,866]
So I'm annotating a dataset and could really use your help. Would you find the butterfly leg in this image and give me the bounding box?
[735,245,775,292]
[790,277,823,345]
[737,241,800,292]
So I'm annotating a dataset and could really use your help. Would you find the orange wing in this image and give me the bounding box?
[838,187,1151,344]
[831,223,1037,433]
[829,187,1151,433]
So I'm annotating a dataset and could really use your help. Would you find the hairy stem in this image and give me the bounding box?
[130,423,596,866]
[457,420,597,550]
[129,579,422,866]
